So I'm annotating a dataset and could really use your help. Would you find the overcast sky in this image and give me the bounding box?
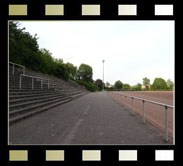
[17,21,174,85]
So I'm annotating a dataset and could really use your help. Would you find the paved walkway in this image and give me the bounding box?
[9,92,173,145]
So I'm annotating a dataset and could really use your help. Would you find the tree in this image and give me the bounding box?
[65,62,77,80]
[95,79,103,91]
[167,79,174,90]
[131,83,141,91]
[151,78,167,90]
[9,22,40,69]
[143,77,150,89]
[122,84,131,90]
[77,64,93,82]
[114,80,123,89]
[39,48,53,74]
[136,83,142,91]
[76,80,98,92]
[9,22,96,87]
[9,22,71,80]
[50,60,69,80]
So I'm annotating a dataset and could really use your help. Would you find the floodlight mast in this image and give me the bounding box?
[102,60,105,91]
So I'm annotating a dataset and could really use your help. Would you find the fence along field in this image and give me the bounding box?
[109,91,174,138]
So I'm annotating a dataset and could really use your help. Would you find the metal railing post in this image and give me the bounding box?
[142,100,146,124]
[32,78,34,90]
[12,64,14,75]
[109,91,174,142]
[19,75,22,89]
[48,80,49,89]
[165,106,169,142]
[41,80,43,90]
[131,97,134,115]
[10,62,25,75]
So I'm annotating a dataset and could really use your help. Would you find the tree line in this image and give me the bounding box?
[9,22,98,92]
[106,77,174,91]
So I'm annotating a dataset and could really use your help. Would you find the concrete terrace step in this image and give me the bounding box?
[9,91,62,100]
[9,98,72,125]
[70,92,87,99]
[9,93,66,105]
[9,90,58,96]
[67,91,84,95]
[9,85,51,89]
[9,65,88,124]
[9,85,65,89]
[9,95,68,111]
[9,88,56,92]
[9,96,71,118]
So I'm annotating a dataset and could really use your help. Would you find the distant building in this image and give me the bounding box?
[142,85,151,89]
[105,82,112,88]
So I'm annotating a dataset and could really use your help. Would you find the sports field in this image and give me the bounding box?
[109,91,174,138]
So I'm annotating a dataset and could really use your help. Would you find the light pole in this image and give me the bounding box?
[102,60,105,91]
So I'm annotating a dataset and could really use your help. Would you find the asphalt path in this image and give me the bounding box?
[9,91,173,145]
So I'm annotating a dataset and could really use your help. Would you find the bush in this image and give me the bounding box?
[114,80,123,89]
[151,78,168,90]
[76,80,98,92]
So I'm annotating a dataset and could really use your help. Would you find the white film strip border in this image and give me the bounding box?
[8,4,174,16]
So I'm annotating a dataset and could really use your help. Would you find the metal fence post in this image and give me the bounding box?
[48,80,49,89]
[165,106,169,142]
[12,64,14,75]
[41,80,43,90]
[19,75,22,89]
[131,97,134,115]
[32,78,34,90]
[142,100,146,124]
[23,67,25,74]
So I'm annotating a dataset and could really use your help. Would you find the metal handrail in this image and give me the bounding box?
[19,74,68,90]
[19,74,52,90]
[21,74,49,81]
[9,62,25,75]
[10,62,86,91]
[116,93,174,108]
[112,91,174,142]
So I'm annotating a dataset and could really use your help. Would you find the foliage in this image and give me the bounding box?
[38,49,53,74]
[65,62,77,80]
[143,77,150,89]
[114,80,123,89]
[76,80,98,92]
[9,22,74,81]
[136,83,142,90]
[9,22,40,69]
[131,83,142,91]
[122,84,131,90]
[167,79,174,90]
[77,64,93,82]
[151,78,167,90]
[95,79,103,91]
[74,63,97,92]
